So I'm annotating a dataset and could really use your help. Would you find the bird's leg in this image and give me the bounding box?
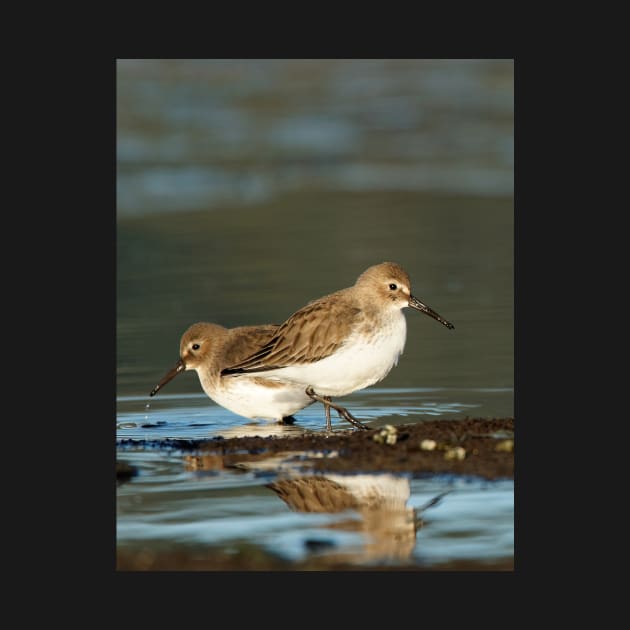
[305,386,332,430]
[333,404,369,430]
[323,397,332,432]
[333,404,368,431]
[305,386,368,431]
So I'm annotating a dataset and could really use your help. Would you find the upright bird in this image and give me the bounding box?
[221,262,454,430]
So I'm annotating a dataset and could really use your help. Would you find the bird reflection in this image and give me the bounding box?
[183,451,449,565]
[267,473,447,564]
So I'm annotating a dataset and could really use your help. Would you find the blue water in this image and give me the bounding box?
[116,386,510,440]
[116,438,513,568]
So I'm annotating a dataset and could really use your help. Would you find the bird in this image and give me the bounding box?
[149,322,315,423]
[221,262,454,430]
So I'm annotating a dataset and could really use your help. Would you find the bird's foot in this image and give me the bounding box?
[305,386,368,431]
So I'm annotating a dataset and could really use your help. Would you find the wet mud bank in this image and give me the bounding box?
[117,418,514,480]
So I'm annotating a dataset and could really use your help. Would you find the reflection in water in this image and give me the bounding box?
[182,450,447,564]
[208,421,316,439]
[184,453,226,472]
[267,473,448,564]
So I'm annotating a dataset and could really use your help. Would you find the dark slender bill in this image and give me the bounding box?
[149,359,185,397]
[408,295,455,329]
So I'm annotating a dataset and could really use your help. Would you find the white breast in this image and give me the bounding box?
[262,309,408,397]
[195,370,313,422]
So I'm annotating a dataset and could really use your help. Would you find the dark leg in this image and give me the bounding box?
[305,386,368,430]
[323,396,332,432]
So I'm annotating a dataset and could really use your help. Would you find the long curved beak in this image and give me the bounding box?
[149,358,186,397]
[409,295,454,330]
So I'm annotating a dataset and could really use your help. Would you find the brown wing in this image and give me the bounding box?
[221,296,361,374]
[221,324,280,367]
[267,478,357,513]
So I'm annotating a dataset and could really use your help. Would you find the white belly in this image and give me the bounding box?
[262,311,407,397]
[197,372,313,421]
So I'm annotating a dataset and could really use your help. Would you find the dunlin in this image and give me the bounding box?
[149,322,315,423]
[221,262,454,430]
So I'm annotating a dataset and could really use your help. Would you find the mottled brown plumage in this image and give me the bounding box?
[220,262,454,431]
[225,300,362,371]
[222,262,420,374]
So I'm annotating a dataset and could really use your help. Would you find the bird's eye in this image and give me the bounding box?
[192,343,200,350]
[389,283,397,290]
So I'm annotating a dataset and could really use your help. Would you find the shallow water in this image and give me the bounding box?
[117,387,511,440]
[116,59,514,570]
[117,450,513,568]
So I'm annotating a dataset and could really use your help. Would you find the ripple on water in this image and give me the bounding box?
[116,387,509,441]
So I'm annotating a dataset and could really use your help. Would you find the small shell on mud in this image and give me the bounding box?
[444,446,466,461]
[420,439,437,451]
[373,424,398,445]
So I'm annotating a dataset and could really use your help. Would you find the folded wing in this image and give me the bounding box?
[221,298,361,375]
